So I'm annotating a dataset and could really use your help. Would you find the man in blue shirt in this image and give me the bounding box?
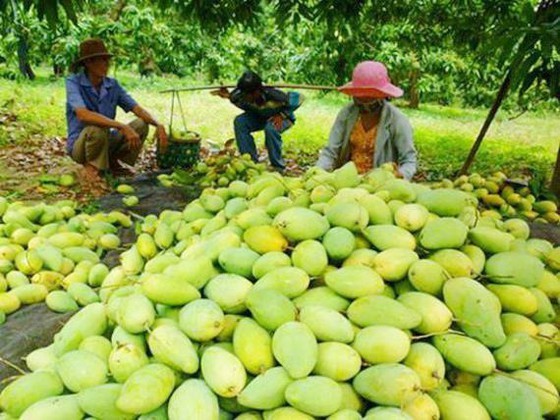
[66,38,167,179]
[212,71,304,172]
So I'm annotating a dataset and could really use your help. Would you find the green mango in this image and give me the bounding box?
[148,324,199,374]
[347,295,422,329]
[397,292,453,333]
[218,247,260,278]
[373,248,419,282]
[142,272,201,306]
[292,287,350,312]
[19,395,83,420]
[509,370,560,415]
[429,249,474,278]
[530,357,560,390]
[468,226,515,254]
[322,227,356,261]
[325,265,384,298]
[478,374,541,420]
[433,334,496,376]
[394,203,430,232]
[407,259,449,296]
[501,313,539,336]
[416,188,477,217]
[204,273,253,314]
[352,325,410,364]
[285,376,342,417]
[403,342,445,391]
[252,251,292,279]
[108,343,149,383]
[272,321,317,379]
[246,288,297,331]
[325,202,368,232]
[362,225,416,251]
[272,208,329,242]
[238,367,293,410]
[291,240,328,276]
[493,333,541,371]
[201,346,246,398]
[53,302,107,355]
[116,364,175,415]
[253,266,310,298]
[358,194,393,225]
[56,350,108,392]
[419,217,468,250]
[429,390,490,420]
[0,371,64,417]
[342,248,378,268]
[485,252,544,287]
[313,342,361,382]
[529,287,556,323]
[443,277,506,348]
[486,284,538,315]
[179,299,224,341]
[77,384,134,420]
[299,305,354,343]
[353,364,421,407]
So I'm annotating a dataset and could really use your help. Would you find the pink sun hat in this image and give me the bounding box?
[338,61,403,98]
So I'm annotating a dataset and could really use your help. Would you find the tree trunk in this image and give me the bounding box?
[17,35,35,80]
[110,0,128,21]
[459,70,512,175]
[551,143,560,198]
[408,67,420,109]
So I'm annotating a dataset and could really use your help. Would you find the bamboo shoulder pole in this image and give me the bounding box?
[160,84,338,93]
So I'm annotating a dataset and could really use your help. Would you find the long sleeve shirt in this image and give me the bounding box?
[316,101,417,180]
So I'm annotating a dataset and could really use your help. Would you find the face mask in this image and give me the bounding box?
[354,98,383,113]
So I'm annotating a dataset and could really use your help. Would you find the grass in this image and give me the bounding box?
[0,68,558,184]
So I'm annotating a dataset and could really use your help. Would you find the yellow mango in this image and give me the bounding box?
[233,318,275,375]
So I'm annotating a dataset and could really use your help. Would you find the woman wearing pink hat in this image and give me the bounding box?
[317,61,417,180]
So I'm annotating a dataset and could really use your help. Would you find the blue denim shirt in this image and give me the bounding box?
[65,72,138,153]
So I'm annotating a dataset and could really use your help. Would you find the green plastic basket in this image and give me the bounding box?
[157,131,201,169]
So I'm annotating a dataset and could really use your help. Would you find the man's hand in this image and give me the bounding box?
[121,125,141,150]
[156,124,168,153]
[210,87,230,99]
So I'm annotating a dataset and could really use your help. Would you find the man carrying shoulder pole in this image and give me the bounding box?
[211,70,305,172]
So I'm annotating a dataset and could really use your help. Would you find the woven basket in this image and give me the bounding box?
[157,131,201,169]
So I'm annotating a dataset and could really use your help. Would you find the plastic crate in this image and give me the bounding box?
[157,131,201,169]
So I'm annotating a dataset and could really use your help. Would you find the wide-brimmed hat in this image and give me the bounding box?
[73,38,113,67]
[338,61,403,98]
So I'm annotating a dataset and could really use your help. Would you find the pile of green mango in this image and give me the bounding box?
[158,153,267,189]
[432,171,559,224]
[0,197,131,323]
[1,161,560,419]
